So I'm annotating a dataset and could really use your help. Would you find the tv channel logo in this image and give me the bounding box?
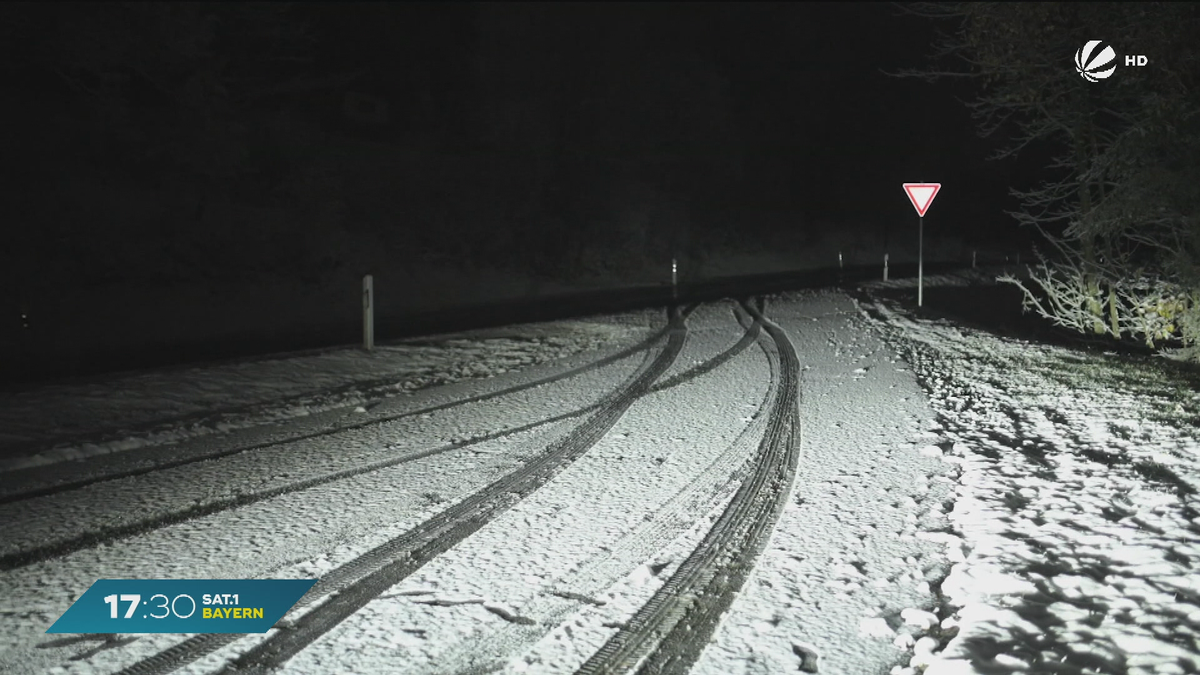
[1075,40,1148,82]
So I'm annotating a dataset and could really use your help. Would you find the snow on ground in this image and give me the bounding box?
[689,290,958,675]
[0,314,661,675]
[0,341,652,563]
[3,273,1198,675]
[864,266,1028,291]
[0,312,655,473]
[255,294,963,675]
[285,301,774,674]
[860,276,1200,675]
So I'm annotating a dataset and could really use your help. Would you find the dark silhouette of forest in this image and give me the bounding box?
[2,3,1002,293]
[1,3,1015,380]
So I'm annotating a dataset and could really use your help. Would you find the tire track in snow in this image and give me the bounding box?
[574,298,802,675]
[0,305,727,573]
[218,305,688,675]
[439,305,769,675]
[0,306,697,506]
[0,311,702,571]
[108,304,693,675]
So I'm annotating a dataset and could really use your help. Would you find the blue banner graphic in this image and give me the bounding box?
[46,579,317,634]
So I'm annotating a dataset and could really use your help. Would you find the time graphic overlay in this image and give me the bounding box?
[46,579,317,634]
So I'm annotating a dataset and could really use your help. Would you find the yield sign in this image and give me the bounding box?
[903,183,941,217]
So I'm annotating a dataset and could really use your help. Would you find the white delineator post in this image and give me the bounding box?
[363,274,375,351]
[671,257,678,299]
[838,251,843,269]
[972,250,977,268]
[883,253,889,281]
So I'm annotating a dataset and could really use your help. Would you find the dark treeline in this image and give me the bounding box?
[902,2,1200,360]
[1,2,1004,297]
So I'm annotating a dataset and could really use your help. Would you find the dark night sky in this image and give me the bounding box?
[301,2,1016,238]
[3,2,1031,293]
[0,1,1061,380]
[6,2,1199,381]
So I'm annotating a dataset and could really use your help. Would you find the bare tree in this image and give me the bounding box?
[895,2,1200,360]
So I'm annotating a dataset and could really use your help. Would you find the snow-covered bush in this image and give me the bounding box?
[1000,258,1199,358]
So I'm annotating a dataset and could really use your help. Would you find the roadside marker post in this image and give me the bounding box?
[902,183,941,307]
[363,274,375,351]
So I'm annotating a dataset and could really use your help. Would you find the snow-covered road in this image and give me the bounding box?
[1,281,1197,675]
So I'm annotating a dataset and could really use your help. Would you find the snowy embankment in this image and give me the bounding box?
[865,266,1031,290]
[859,272,1200,675]
[0,313,656,473]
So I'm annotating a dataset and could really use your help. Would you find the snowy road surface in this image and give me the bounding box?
[1,280,1198,674]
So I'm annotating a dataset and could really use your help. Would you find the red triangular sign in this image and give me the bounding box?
[903,183,941,217]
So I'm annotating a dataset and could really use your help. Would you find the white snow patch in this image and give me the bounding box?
[862,281,1200,675]
[0,315,652,473]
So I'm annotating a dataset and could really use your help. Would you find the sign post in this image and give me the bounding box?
[902,183,941,307]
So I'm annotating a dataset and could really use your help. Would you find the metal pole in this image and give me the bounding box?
[972,250,977,268]
[363,274,374,351]
[918,216,924,307]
